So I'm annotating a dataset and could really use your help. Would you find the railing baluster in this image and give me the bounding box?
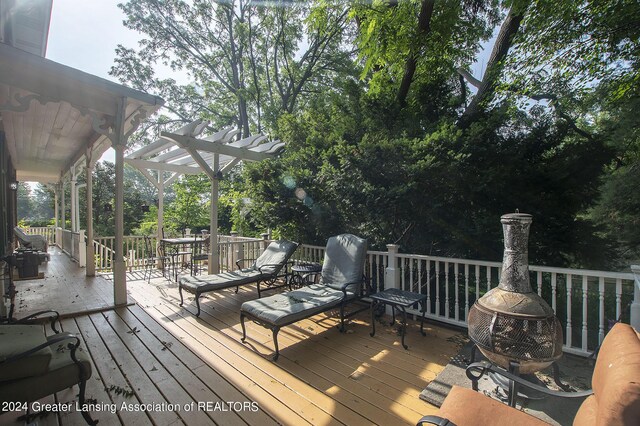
[464,263,470,320]
[486,266,491,291]
[615,278,622,321]
[598,277,605,345]
[444,261,450,319]
[426,259,431,315]
[475,264,480,304]
[435,261,440,317]
[581,275,588,352]
[454,263,459,322]
[537,271,542,297]
[566,274,573,348]
[551,272,557,313]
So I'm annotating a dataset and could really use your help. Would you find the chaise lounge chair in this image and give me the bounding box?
[13,226,48,253]
[240,233,369,361]
[178,240,299,316]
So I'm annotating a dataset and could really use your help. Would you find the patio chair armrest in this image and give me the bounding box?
[14,310,61,333]
[466,361,593,399]
[0,333,80,365]
[416,415,457,426]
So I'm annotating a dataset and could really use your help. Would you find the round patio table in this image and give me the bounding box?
[289,262,322,288]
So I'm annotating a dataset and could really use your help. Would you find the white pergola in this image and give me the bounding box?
[0,42,164,305]
[126,119,285,274]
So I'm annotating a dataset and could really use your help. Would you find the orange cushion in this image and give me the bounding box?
[577,323,640,426]
[437,386,546,426]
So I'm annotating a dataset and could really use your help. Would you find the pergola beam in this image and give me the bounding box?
[125,158,202,175]
[161,132,275,162]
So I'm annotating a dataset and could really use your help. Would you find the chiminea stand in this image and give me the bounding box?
[466,348,572,407]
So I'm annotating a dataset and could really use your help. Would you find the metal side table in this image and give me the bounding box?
[369,288,427,349]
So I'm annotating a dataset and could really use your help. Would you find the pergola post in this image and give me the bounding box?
[209,154,220,274]
[86,150,95,277]
[157,173,165,269]
[113,97,128,305]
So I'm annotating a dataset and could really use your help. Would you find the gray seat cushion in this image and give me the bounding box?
[241,284,354,327]
[179,269,264,294]
[252,240,299,274]
[321,234,367,293]
[0,332,92,403]
[0,325,52,381]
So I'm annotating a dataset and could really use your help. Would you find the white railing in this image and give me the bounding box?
[22,226,56,245]
[294,243,635,357]
[92,234,266,273]
[53,231,637,358]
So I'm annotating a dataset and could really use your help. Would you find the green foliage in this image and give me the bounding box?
[164,174,211,234]
[244,79,614,267]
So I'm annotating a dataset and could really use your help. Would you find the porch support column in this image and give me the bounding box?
[61,180,66,230]
[208,154,220,274]
[86,150,95,277]
[70,167,77,232]
[54,185,59,228]
[112,97,128,305]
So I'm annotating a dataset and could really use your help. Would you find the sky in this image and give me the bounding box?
[46,1,140,81]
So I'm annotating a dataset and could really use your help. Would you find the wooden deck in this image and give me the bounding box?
[13,247,126,319]
[4,256,463,426]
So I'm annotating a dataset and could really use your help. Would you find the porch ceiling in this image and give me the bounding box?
[0,42,164,183]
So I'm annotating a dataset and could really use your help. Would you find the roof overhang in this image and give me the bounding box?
[0,42,164,183]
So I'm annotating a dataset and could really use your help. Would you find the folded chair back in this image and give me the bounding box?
[252,240,299,275]
[574,322,640,426]
[321,234,367,293]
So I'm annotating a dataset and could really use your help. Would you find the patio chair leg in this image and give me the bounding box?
[240,314,247,341]
[78,377,97,425]
[179,285,184,306]
[195,294,201,317]
[235,286,239,294]
[272,327,280,361]
[338,304,346,332]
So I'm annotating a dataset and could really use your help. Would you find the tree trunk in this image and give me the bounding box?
[458,3,527,127]
[397,0,435,105]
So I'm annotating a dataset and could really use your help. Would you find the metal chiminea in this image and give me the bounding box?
[468,213,563,374]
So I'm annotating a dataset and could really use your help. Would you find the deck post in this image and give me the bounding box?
[157,174,164,269]
[85,152,95,277]
[631,265,640,331]
[208,154,220,274]
[70,166,76,232]
[385,244,401,316]
[78,230,86,267]
[112,97,128,305]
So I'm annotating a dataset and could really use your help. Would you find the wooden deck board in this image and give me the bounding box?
[187,288,436,423]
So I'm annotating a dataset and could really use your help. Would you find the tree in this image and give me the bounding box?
[16,182,32,222]
[112,0,354,135]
